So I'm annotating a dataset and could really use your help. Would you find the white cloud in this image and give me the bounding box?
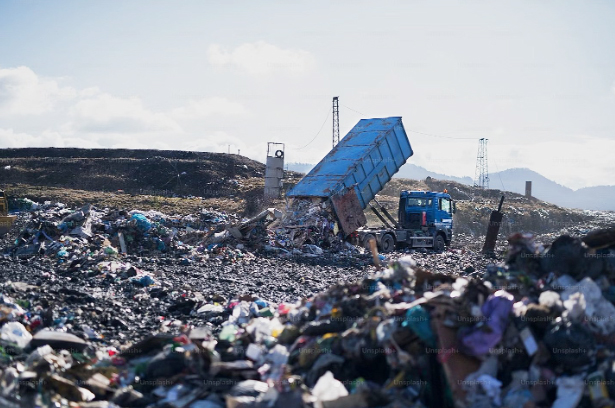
[69,93,182,133]
[0,66,257,153]
[79,87,101,98]
[0,66,76,115]
[0,128,44,147]
[170,97,248,119]
[0,66,256,154]
[0,128,100,148]
[208,41,315,75]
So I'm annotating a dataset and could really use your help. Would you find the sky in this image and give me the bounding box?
[0,0,614,190]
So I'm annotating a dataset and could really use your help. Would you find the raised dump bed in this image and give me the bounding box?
[287,117,413,235]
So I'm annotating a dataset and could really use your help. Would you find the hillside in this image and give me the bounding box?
[0,148,265,196]
[0,148,303,216]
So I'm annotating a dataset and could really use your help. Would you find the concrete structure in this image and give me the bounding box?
[264,142,285,199]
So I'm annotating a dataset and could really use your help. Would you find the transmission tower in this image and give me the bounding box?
[474,138,489,189]
[332,96,340,147]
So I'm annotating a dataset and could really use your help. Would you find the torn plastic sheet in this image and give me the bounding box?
[458,290,514,357]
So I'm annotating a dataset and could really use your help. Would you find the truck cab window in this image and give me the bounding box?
[406,198,432,209]
[440,198,451,213]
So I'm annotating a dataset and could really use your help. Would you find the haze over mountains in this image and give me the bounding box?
[286,163,615,211]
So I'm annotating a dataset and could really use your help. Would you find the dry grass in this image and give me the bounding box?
[2,182,286,216]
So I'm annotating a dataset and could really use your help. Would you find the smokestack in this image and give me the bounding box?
[525,181,532,198]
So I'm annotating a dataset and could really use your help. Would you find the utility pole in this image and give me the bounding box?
[474,138,489,189]
[332,96,340,147]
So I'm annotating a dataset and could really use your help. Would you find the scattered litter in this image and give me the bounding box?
[1,197,615,407]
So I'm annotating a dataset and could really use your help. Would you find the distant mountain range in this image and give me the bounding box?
[489,168,615,211]
[286,162,615,211]
[395,163,474,185]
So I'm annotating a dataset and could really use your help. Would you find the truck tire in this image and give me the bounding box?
[381,234,395,253]
[363,234,376,250]
[434,235,445,252]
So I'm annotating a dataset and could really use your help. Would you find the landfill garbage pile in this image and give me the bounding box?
[263,199,358,257]
[3,201,254,266]
[8,197,40,212]
[215,199,360,258]
[0,221,613,407]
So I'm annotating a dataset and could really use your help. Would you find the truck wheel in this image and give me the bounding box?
[434,235,445,252]
[363,234,376,250]
[381,234,395,253]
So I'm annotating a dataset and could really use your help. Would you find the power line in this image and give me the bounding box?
[299,102,481,152]
[406,129,478,140]
[298,108,330,150]
[340,103,366,117]
[492,160,506,191]
[341,103,478,141]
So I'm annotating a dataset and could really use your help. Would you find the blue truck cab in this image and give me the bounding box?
[356,190,455,252]
[398,190,454,247]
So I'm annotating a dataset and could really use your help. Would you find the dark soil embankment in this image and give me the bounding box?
[0,148,267,197]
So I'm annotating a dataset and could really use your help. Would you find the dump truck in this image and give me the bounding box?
[0,190,16,236]
[286,116,455,251]
[355,190,455,252]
